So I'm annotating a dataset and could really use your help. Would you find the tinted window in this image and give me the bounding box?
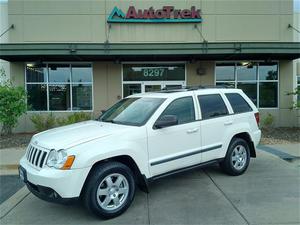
[198,94,228,119]
[159,97,195,125]
[225,93,253,113]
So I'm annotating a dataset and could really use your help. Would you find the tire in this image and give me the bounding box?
[82,162,136,219]
[219,138,250,176]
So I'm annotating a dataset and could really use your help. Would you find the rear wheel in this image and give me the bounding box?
[83,162,135,219]
[219,138,250,176]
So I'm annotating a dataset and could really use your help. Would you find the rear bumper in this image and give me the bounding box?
[20,156,91,198]
[252,130,261,147]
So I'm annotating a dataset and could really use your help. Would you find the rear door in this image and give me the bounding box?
[197,93,232,162]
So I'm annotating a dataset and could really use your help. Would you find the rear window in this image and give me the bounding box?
[198,94,228,120]
[225,93,253,113]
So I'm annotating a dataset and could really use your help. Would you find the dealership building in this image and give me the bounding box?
[0,0,300,132]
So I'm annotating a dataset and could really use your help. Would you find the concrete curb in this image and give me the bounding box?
[0,186,30,219]
[0,164,20,175]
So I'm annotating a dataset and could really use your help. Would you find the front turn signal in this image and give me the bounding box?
[61,155,75,170]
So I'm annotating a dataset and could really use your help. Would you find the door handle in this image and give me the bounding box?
[224,121,233,126]
[187,128,199,134]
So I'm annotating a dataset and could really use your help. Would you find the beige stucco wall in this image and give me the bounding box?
[4,0,299,132]
[187,61,214,86]
[6,0,295,43]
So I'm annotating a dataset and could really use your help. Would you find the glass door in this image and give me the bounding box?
[145,84,162,92]
[122,63,186,97]
[123,83,142,97]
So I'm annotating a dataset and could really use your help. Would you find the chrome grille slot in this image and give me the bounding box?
[26,144,48,169]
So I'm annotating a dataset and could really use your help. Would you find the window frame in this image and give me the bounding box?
[154,96,197,128]
[215,61,279,109]
[197,94,229,120]
[25,62,94,112]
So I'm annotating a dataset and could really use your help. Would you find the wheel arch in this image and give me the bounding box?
[231,132,256,158]
[80,155,149,197]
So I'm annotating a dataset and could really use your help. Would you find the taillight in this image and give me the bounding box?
[254,112,260,126]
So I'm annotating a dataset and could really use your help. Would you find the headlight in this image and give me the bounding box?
[46,149,75,170]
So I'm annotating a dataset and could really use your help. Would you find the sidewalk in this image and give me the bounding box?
[0,147,26,175]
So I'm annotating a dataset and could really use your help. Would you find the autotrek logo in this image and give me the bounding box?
[107,6,202,23]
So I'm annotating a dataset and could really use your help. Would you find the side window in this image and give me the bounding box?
[198,94,228,120]
[225,93,253,113]
[159,97,195,125]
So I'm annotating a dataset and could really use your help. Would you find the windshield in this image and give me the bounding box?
[99,97,165,126]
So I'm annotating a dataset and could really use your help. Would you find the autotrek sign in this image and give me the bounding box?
[107,6,202,23]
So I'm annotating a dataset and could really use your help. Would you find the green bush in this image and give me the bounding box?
[287,87,300,109]
[0,68,27,135]
[262,113,274,129]
[30,114,56,132]
[56,112,91,126]
[30,112,92,132]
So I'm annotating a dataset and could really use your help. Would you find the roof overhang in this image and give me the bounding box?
[0,42,299,62]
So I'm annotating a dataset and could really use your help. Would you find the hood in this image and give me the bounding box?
[31,120,130,150]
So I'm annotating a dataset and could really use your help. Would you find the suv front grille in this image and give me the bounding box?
[26,145,48,168]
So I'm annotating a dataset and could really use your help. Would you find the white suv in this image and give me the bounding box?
[19,87,261,219]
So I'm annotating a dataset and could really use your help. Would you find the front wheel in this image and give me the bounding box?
[219,138,250,176]
[82,162,136,219]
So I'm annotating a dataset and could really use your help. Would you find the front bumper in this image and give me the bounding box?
[26,181,78,204]
[19,156,91,199]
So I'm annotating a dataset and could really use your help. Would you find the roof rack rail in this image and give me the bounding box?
[160,85,232,92]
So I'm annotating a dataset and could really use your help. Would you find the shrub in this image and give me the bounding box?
[30,114,56,132]
[0,68,27,135]
[262,113,274,129]
[56,112,91,126]
[287,87,300,109]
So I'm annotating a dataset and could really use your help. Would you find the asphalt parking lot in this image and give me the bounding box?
[0,149,299,225]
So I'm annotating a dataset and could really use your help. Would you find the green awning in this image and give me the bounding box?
[0,42,299,61]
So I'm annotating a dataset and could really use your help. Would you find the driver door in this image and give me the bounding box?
[147,95,202,176]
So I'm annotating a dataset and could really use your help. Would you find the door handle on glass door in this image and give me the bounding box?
[186,128,199,134]
[224,121,233,125]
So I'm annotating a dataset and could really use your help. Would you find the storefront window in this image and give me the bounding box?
[26,63,93,111]
[237,82,257,106]
[72,84,93,110]
[236,63,257,81]
[216,62,279,108]
[26,84,47,111]
[215,63,235,81]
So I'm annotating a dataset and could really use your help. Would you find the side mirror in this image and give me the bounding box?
[154,115,178,129]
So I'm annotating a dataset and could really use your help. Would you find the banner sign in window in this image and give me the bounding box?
[107,6,202,23]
